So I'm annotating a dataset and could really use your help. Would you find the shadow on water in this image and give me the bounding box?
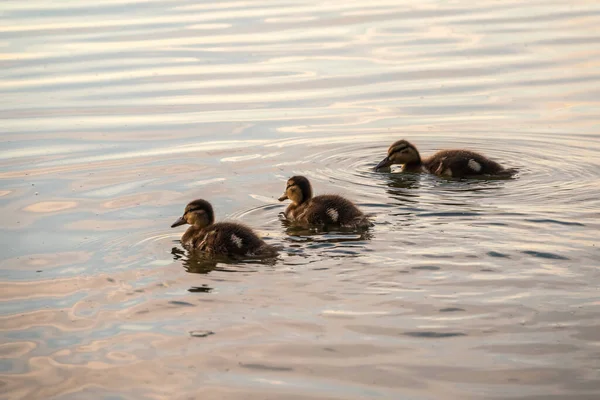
[379,169,516,208]
[279,217,373,244]
[278,217,373,263]
[381,172,422,203]
[381,169,514,191]
[171,245,278,275]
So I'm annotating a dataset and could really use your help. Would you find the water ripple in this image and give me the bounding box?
[2,0,600,399]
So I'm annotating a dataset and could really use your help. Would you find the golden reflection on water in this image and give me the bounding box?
[1,0,600,399]
[0,251,91,271]
[23,201,79,213]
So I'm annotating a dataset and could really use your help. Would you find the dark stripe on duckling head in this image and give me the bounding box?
[388,139,416,155]
[388,139,421,164]
[185,199,215,224]
[289,175,313,203]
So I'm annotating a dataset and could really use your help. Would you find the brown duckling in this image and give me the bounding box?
[278,176,370,228]
[171,199,275,257]
[375,139,513,178]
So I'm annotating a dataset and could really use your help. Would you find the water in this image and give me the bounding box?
[1,0,599,399]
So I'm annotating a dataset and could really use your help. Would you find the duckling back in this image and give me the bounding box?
[287,195,369,228]
[187,222,273,257]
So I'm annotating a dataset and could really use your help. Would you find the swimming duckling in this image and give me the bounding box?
[375,139,513,178]
[171,199,275,257]
[278,176,370,228]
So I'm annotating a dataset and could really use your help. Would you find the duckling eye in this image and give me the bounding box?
[391,147,410,155]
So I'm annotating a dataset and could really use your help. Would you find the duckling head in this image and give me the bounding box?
[171,199,215,229]
[278,175,312,205]
[375,139,421,171]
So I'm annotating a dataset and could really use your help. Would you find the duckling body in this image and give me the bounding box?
[172,199,275,257]
[375,140,513,178]
[424,149,505,177]
[278,176,370,228]
[182,222,271,256]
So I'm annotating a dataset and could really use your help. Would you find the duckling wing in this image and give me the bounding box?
[200,223,267,256]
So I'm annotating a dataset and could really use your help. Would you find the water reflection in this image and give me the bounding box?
[171,245,277,275]
[382,173,422,202]
[187,285,213,294]
[280,217,373,242]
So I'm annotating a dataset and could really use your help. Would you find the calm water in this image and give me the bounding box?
[1,0,600,399]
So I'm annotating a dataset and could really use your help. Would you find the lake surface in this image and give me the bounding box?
[1,0,599,399]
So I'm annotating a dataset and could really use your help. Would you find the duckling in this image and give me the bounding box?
[171,199,275,257]
[278,176,370,228]
[374,139,514,178]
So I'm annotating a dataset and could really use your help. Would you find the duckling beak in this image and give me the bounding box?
[278,193,288,202]
[375,156,392,171]
[170,216,187,228]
